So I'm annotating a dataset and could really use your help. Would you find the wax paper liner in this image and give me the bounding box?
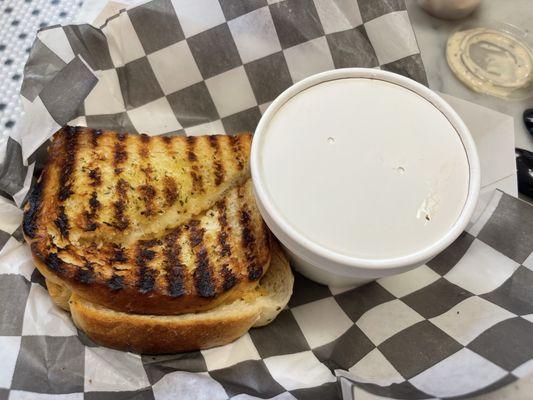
[1,0,532,399]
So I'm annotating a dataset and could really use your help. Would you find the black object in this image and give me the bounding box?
[525,109,533,135]
[516,148,533,198]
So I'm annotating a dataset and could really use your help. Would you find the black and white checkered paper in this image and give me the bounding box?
[0,0,532,399]
[0,0,428,207]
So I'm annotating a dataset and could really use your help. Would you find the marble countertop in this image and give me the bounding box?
[406,0,532,152]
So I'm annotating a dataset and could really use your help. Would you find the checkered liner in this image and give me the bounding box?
[1,0,532,398]
[2,190,533,400]
[0,0,427,207]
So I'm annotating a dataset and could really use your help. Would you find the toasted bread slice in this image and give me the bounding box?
[25,127,251,245]
[24,127,270,315]
[48,242,293,354]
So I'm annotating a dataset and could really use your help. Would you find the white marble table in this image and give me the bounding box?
[406,0,532,151]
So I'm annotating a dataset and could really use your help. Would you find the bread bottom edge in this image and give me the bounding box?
[46,242,293,354]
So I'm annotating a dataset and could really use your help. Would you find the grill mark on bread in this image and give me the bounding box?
[136,240,159,293]
[84,191,100,231]
[189,220,204,247]
[54,206,69,238]
[240,209,253,246]
[89,191,100,210]
[189,220,216,298]
[239,203,263,281]
[191,168,203,193]
[209,136,225,186]
[85,138,102,231]
[107,275,124,291]
[138,184,156,216]
[111,244,127,263]
[140,165,154,180]
[163,230,185,297]
[113,133,128,167]
[186,136,197,161]
[230,135,244,170]
[23,178,44,238]
[114,142,128,166]
[75,262,94,284]
[137,135,158,215]
[116,179,127,196]
[113,179,129,230]
[139,134,150,158]
[163,176,178,207]
[216,200,231,258]
[88,168,101,186]
[91,129,103,147]
[221,264,237,291]
[58,126,80,201]
[194,247,216,298]
[45,253,66,274]
[212,161,224,186]
[186,136,204,193]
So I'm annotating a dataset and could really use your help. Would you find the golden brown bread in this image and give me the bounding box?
[31,127,252,244]
[24,127,271,315]
[48,242,293,354]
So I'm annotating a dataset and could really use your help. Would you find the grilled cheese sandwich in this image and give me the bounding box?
[23,126,293,353]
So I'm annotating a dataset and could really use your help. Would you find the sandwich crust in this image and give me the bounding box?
[70,293,259,354]
[24,127,270,315]
[51,241,293,354]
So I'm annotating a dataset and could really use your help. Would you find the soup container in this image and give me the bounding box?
[251,68,480,287]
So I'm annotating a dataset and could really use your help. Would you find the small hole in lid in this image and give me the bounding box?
[327,137,335,144]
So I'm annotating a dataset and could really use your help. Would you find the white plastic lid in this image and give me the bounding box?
[255,75,470,260]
